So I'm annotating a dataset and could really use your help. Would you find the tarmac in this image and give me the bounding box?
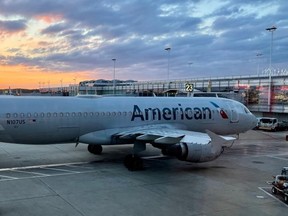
[0,129,287,216]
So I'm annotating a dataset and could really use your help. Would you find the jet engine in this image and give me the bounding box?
[161,140,224,163]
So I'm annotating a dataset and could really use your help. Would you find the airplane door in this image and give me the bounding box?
[225,101,239,123]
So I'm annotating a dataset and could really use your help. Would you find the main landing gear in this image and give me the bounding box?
[87,144,144,171]
[87,144,103,155]
[123,154,144,171]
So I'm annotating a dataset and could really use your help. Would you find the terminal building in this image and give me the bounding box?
[78,73,288,119]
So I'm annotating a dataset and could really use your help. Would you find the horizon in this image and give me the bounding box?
[0,0,287,89]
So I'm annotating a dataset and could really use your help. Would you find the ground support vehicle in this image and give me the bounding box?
[271,175,288,203]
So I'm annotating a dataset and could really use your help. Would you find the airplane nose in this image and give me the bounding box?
[251,115,258,129]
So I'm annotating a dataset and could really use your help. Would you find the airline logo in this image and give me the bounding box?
[131,104,213,121]
[209,101,229,119]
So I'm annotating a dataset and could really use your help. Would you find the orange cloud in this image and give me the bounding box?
[0,65,94,89]
[35,14,63,24]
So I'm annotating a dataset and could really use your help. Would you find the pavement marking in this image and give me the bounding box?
[258,187,288,208]
[0,175,18,180]
[0,162,97,182]
[0,161,88,172]
[267,155,288,161]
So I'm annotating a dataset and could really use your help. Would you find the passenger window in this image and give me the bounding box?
[40,113,45,118]
[53,112,57,117]
[13,113,18,118]
[20,113,25,118]
[60,113,64,117]
[34,113,38,117]
[6,113,11,118]
[27,113,32,118]
[72,112,76,117]
[47,113,51,117]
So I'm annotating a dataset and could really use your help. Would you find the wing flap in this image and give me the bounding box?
[154,136,185,145]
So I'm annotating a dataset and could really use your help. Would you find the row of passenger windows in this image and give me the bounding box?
[6,111,133,119]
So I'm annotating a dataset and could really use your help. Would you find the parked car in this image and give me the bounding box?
[257,117,288,131]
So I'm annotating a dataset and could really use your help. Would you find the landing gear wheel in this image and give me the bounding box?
[285,195,288,203]
[124,154,143,171]
[272,187,277,194]
[87,145,103,155]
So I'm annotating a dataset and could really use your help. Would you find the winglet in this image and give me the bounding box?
[205,129,236,148]
[205,130,226,154]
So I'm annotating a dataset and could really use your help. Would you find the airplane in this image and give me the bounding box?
[0,95,257,170]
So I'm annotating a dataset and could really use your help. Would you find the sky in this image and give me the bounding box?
[0,0,287,89]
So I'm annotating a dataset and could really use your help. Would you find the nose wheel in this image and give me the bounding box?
[124,154,143,171]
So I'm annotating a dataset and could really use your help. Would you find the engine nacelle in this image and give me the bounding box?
[164,141,223,163]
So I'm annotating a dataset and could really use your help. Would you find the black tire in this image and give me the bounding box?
[272,187,277,194]
[124,154,143,171]
[285,195,288,203]
[87,145,103,155]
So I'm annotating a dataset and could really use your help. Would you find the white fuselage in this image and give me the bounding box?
[0,96,257,144]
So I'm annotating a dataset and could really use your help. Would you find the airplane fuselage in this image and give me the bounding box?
[0,96,256,145]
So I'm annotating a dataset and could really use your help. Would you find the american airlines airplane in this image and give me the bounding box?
[0,95,257,170]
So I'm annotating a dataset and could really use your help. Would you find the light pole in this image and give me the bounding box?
[112,58,116,95]
[256,53,262,75]
[266,26,277,69]
[165,47,171,80]
[265,25,277,108]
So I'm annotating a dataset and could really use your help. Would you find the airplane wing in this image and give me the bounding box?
[115,124,236,146]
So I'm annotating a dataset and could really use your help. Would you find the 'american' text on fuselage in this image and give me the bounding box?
[131,104,213,121]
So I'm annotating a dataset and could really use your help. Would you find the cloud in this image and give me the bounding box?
[0,19,27,33]
[0,0,286,87]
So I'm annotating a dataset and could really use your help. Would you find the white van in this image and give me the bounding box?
[258,117,279,131]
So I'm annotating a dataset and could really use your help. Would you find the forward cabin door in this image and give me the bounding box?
[225,101,239,123]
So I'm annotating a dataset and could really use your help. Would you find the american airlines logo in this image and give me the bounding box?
[131,104,212,121]
[209,101,229,119]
